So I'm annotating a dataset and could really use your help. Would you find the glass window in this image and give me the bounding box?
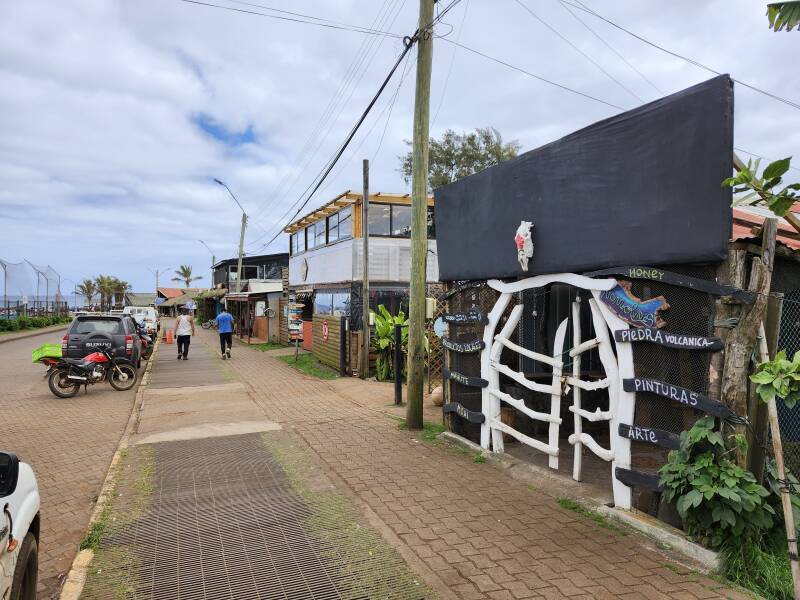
[290,233,295,255]
[314,220,326,247]
[339,206,352,238]
[427,206,435,239]
[306,225,315,249]
[332,292,350,316]
[391,205,412,238]
[71,318,123,335]
[367,203,391,236]
[327,214,339,243]
[314,292,333,315]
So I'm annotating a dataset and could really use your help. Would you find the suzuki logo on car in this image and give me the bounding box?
[86,342,111,348]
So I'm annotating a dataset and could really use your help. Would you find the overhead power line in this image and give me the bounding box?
[512,0,643,104]
[440,38,626,111]
[178,0,403,38]
[560,0,800,112]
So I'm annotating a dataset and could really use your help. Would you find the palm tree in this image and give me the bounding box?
[113,279,131,308]
[171,265,202,288]
[76,279,97,308]
[94,275,116,311]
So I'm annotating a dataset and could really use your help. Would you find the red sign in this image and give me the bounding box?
[322,320,329,342]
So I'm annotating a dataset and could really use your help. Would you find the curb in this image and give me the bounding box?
[0,324,68,345]
[59,334,161,600]
[438,431,721,574]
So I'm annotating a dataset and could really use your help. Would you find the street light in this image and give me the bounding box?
[146,266,171,293]
[198,239,216,286]
[213,178,247,293]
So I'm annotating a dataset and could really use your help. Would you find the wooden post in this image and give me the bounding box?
[362,159,370,379]
[757,322,800,598]
[720,218,777,464]
[394,324,403,405]
[406,0,435,430]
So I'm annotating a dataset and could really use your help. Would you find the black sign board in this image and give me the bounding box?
[442,311,489,325]
[618,423,681,451]
[443,368,488,388]
[614,328,722,351]
[442,402,486,424]
[623,378,734,420]
[443,281,484,300]
[441,337,485,354]
[615,467,664,492]
[586,266,755,304]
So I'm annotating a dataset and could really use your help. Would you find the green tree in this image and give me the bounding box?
[767,1,800,31]
[94,275,116,311]
[399,127,520,190]
[171,265,202,288]
[76,279,97,307]
[112,279,131,308]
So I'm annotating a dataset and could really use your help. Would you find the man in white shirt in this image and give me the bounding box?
[174,308,196,360]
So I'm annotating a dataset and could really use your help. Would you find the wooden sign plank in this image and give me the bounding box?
[586,266,755,304]
[442,402,485,424]
[442,311,489,325]
[614,328,722,351]
[618,423,681,451]
[443,368,488,388]
[600,282,669,329]
[443,281,484,300]
[615,467,664,492]
[623,377,734,420]
[441,337,486,353]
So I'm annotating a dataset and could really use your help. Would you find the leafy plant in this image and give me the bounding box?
[172,264,202,288]
[751,349,800,408]
[767,2,800,32]
[370,305,407,381]
[723,156,799,217]
[659,416,775,549]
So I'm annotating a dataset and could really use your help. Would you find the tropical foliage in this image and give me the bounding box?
[767,1,800,32]
[659,417,775,549]
[369,304,429,381]
[172,265,202,288]
[76,279,97,305]
[751,349,800,408]
[723,156,799,217]
[399,127,520,190]
[0,315,72,333]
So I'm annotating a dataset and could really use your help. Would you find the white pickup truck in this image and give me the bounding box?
[1,451,40,600]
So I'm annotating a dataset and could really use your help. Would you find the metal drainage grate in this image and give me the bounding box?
[105,433,345,599]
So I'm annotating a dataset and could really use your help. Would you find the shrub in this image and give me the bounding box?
[659,416,774,549]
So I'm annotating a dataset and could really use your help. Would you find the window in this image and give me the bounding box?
[71,318,123,335]
[367,204,391,236]
[391,204,412,237]
[327,214,338,243]
[427,206,435,239]
[290,233,296,255]
[339,206,352,238]
[314,220,326,247]
[314,289,351,316]
[305,225,315,249]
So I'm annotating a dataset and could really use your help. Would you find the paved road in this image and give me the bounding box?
[0,329,136,598]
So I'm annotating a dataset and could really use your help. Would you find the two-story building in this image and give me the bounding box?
[284,190,439,373]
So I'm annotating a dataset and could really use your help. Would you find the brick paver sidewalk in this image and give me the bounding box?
[197,329,749,600]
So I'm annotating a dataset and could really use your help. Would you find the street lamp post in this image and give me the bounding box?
[198,239,216,286]
[213,178,247,293]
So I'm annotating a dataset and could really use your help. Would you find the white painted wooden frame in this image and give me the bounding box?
[472,273,634,510]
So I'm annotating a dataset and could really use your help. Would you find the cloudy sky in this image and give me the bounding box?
[0,0,797,296]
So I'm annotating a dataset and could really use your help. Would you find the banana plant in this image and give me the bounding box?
[369,304,428,381]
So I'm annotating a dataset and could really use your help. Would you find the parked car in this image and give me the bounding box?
[1,451,40,600]
[62,314,144,368]
[123,306,160,336]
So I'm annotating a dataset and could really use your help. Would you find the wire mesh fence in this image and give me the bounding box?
[777,293,800,475]
[1,258,66,317]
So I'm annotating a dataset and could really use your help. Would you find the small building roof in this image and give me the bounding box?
[157,287,202,299]
[125,292,156,306]
[159,292,201,308]
[212,252,289,270]
[196,288,227,299]
[732,206,800,249]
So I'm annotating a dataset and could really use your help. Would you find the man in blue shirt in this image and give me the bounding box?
[215,306,235,359]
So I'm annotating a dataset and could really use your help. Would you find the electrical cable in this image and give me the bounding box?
[432,0,470,128]
[735,147,800,174]
[512,0,643,104]
[560,0,800,112]
[178,0,403,38]
[250,0,465,252]
[439,38,626,111]
[556,0,663,96]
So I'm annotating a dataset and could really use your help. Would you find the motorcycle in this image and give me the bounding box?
[38,339,138,398]
[134,321,153,362]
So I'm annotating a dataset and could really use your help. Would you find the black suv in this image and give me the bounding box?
[62,315,144,368]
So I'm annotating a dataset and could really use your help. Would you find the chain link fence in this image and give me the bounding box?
[1,258,66,318]
[777,293,800,474]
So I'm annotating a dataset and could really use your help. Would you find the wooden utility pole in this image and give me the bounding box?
[362,159,370,379]
[406,0,435,430]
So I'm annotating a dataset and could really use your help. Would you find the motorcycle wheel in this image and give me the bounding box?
[48,369,81,398]
[109,364,138,391]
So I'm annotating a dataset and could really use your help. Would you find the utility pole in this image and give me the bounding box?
[362,159,370,378]
[198,240,216,285]
[147,266,171,294]
[406,0,435,430]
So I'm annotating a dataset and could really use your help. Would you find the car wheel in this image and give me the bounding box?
[10,532,38,600]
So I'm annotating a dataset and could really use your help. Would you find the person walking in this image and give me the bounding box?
[174,308,195,360]
[216,305,234,359]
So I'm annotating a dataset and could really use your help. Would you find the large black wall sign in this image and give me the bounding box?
[434,76,733,281]
[623,378,735,420]
[614,328,722,351]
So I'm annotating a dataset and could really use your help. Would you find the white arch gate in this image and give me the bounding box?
[478,273,636,509]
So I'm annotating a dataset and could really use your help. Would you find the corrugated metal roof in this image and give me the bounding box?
[732,207,800,249]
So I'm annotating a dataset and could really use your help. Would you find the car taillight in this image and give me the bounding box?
[125,334,133,355]
[62,334,68,350]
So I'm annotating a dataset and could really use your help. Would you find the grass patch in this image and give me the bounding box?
[250,342,286,351]
[278,353,338,379]
[393,418,446,443]
[722,537,793,600]
[557,497,626,535]
[473,453,487,463]
[261,432,434,598]
[80,504,112,551]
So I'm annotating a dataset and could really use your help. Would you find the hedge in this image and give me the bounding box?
[0,315,72,333]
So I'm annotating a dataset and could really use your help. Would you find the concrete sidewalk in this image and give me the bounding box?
[80,328,750,599]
